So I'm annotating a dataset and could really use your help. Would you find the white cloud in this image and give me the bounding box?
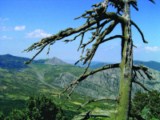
[0,35,12,40]
[27,29,51,38]
[145,46,160,52]
[14,25,26,31]
[0,25,26,31]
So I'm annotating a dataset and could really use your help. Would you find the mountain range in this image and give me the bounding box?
[1,54,160,71]
[0,54,160,117]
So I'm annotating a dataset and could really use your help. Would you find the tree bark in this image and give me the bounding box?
[116,1,133,120]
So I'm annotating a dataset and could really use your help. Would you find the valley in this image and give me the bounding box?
[0,54,160,119]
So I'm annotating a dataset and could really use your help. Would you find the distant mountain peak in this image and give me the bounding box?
[0,54,30,70]
[4,54,12,56]
[3,54,18,58]
[45,57,68,65]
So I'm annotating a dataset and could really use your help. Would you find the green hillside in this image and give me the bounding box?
[0,64,116,119]
[0,54,160,119]
[0,54,29,70]
[0,67,55,114]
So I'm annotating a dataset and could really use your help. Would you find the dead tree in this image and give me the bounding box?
[25,0,155,119]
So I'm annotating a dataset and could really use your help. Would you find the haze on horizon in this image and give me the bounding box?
[0,0,160,62]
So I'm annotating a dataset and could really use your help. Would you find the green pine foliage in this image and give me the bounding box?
[131,90,160,120]
[5,109,27,120]
[27,95,66,120]
[2,96,66,120]
[0,111,5,120]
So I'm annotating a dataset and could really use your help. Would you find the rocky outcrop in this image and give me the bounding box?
[50,67,160,98]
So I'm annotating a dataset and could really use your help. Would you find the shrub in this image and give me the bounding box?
[4,95,66,120]
[131,90,160,120]
[27,95,66,120]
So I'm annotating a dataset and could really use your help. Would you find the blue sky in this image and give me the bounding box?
[0,0,160,62]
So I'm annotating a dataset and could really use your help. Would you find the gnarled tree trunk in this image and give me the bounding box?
[116,1,133,120]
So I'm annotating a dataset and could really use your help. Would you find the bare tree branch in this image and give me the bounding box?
[77,19,112,51]
[133,65,153,80]
[131,20,148,43]
[133,65,148,71]
[25,44,47,64]
[25,10,125,63]
[83,21,119,65]
[61,63,120,96]
[149,0,155,4]
[132,79,151,92]
[101,35,123,44]
[72,20,120,77]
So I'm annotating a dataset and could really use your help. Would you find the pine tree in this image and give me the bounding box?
[26,0,156,119]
